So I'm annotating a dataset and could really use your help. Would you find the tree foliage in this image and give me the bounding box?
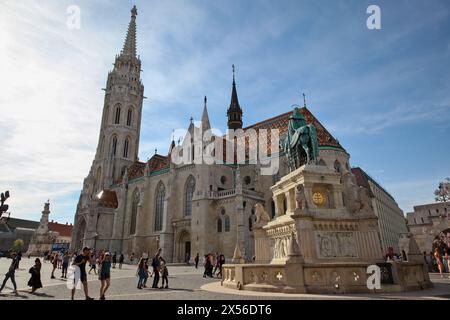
[434,177,450,202]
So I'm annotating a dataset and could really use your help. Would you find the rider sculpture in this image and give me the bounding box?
[283,107,319,171]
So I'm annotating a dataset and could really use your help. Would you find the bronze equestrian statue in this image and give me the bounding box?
[283,107,319,171]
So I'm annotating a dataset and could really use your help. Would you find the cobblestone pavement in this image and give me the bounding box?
[0,257,449,300]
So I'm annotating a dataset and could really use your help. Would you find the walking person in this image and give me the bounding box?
[28,258,43,294]
[119,253,124,269]
[136,257,147,289]
[143,258,150,288]
[99,252,112,300]
[159,257,169,289]
[130,252,135,264]
[112,252,117,269]
[151,248,162,288]
[203,254,212,278]
[0,252,20,294]
[88,254,97,275]
[194,253,199,269]
[434,247,444,278]
[51,252,58,279]
[212,252,220,275]
[58,252,63,269]
[216,254,225,279]
[61,251,70,278]
[71,247,94,300]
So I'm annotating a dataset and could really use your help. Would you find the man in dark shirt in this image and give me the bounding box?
[0,252,19,294]
[152,248,163,288]
[71,247,94,300]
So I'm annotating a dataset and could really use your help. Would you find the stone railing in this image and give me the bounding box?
[222,264,287,290]
[208,189,265,200]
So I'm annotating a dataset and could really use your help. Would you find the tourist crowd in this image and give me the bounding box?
[0,247,227,299]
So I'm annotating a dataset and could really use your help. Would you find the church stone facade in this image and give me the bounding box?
[71,7,358,262]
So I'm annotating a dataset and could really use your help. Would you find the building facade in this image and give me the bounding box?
[71,6,378,262]
[351,167,408,254]
[0,204,73,253]
[406,202,450,254]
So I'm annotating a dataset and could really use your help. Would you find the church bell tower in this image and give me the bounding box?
[90,5,144,192]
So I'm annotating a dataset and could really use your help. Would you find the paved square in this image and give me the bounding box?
[0,257,449,300]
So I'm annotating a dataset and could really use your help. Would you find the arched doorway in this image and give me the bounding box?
[74,219,86,251]
[176,230,191,263]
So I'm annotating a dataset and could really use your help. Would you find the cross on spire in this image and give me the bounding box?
[302,93,307,108]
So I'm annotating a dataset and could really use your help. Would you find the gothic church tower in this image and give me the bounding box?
[91,5,144,193]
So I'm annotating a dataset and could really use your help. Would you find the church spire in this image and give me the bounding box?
[201,96,211,131]
[121,5,138,57]
[227,64,243,130]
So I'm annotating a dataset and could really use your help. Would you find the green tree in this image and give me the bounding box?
[434,178,450,202]
[12,239,24,251]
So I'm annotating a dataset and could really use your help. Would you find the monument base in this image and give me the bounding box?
[230,163,432,294]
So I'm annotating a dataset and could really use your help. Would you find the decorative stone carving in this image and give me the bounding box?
[341,172,359,213]
[273,236,289,259]
[342,172,373,214]
[254,203,270,227]
[316,232,357,258]
[295,185,308,210]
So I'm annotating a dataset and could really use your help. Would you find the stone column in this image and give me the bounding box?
[253,226,271,263]
[110,186,127,253]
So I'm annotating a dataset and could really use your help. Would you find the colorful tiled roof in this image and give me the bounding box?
[97,189,118,208]
[48,222,73,238]
[126,161,146,181]
[123,107,344,180]
[243,107,343,150]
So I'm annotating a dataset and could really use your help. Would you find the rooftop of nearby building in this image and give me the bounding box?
[410,201,450,213]
[48,221,73,238]
[351,167,395,202]
[0,217,73,237]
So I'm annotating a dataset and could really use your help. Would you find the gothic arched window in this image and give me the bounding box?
[100,135,105,155]
[224,215,231,232]
[129,189,140,235]
[111,136,118,156]
[270,200,276,218]
[123,138,130,158]
[114,105,121,124]
[154,182,165,231]
[334,160,342,173]
[184,175,196,216]
[127,108,133,126]
[217,218,222,232]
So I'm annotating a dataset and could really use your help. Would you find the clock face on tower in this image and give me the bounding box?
[312,192,325,206]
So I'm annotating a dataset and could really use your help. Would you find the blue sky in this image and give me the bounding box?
[0,0,449,223]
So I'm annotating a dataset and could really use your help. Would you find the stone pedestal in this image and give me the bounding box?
[27,202,54,255]
[222,164,432,294]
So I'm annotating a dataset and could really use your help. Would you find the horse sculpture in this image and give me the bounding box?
[283,107,319,171]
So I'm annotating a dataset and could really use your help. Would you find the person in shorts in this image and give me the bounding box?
[99,252,111,300]
[71,247,94,300]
